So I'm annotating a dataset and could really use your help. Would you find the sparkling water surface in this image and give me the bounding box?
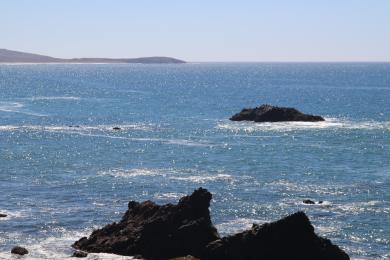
[0,63,389,259]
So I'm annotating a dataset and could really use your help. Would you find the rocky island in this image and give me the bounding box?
[73,188,349,260]
[230,104,325,122]
[0,48,185,64]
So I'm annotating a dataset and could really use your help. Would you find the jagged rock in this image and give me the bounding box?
[73,188,219,259]
[11,246,28,255]
[230,104,325,122]
[0,213,7,218]
[202,212,349,260]
[73,189,349,260]
[72,250,88,258]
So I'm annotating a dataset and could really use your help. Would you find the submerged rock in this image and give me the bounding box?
[11,246,28,255]
[0,213,7,218]
[73,188,219,259]
[112,127,121,130]
[303,199,324,205]
[230,104,325,122]
[203,212,349,260]
[73,189,349,260]
[72,250,88,258]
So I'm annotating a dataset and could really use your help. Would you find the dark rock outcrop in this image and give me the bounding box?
[11,246,28,255]
[73,189,349,260]
[303,199,324,205]
[0,213,7,218]
[73,188,219,259]
[72,250,88,258]
[230,104,325,122]
[112,127,121,130]
[202,212,349,260]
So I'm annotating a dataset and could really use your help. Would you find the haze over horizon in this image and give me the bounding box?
[1,0,390,62]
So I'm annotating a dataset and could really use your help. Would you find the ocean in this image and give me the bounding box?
[0,63,389,259]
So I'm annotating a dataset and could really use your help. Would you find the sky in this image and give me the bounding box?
[1,0,389,62]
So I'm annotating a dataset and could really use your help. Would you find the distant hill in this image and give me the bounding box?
[0,49,185,64]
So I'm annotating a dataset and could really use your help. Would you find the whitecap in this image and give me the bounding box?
[0,101,47,117]
[265,179,346,196]
[98,168,169,178]
[216,117,390,133]
[0,229,137,259]
[153,192,186,200]
[0,123,154,133]
[169,173,234,183]
[28,96,81,101]
[215,218,266,235]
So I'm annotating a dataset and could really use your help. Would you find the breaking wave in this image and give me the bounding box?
[216,118,390,133]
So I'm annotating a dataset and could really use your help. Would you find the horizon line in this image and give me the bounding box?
[2,48,390,64]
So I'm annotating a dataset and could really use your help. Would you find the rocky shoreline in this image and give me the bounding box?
[72,188,349,260]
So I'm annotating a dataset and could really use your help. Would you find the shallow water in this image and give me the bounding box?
[0,63,389,259]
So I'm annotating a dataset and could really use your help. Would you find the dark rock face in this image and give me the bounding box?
[73,189,349,260]
[72,250,88,258]
[303,199,316,204]
[0,213,7,218]
[170,256,199,260]
[73,188,219,259]
[202,212,349,260]
[11,246,28,255]
[112,127,121,130]
[230,104,325,122]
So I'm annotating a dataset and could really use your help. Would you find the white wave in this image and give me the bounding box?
[315,224,341,235]
[98,168,170,178]
[216,118,390,133]
[62,132,212,147]
[0,209,24,220]
[0,230,136,259]
[335,200,388,215]
[0,124,212,147]
[98,168,234,185]
[28,96,81,101]
[215,218,266,235]
[170,173,234,183]
[265,179,346,196]
[0,123,154,133]
[0,101,46,117]
[153,192,186,200]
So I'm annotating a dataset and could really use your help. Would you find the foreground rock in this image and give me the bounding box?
[11,246,28,255]
[203,212,349,260]
[73,188,219,259]
[74,188,349,260]
[230,104,325,122]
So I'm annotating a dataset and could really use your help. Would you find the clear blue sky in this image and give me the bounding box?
[1,0,389,61]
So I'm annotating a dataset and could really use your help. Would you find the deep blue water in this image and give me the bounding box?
[0,63,389,259]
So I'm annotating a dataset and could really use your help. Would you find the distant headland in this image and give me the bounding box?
[0,49,185,64]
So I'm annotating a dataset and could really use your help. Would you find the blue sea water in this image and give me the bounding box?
[0,63,389,259]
